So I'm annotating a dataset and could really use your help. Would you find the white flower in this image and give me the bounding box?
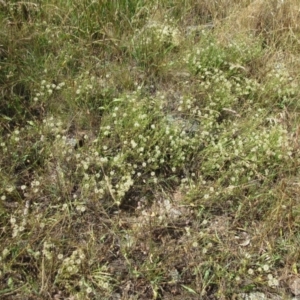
[62,203,68,210]
[192,241,198,248]
[268,275,279,287]
[67,266,73,272]
[131,140,137,148]
[248,268,254,275]
[263,264,270,272]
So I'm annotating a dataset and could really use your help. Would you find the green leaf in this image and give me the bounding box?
[181,284,197,294]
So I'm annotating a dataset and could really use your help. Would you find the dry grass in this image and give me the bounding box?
[1,1,300,299]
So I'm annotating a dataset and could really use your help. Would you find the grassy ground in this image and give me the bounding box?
[1,0,300,299]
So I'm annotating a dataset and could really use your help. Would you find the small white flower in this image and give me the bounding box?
[202,219,208,225]
[131,140,137,148]
[192,241,198,248]
[62,203,68,210]
[67,266,73,272]
[263,264,270,272]
[248,268,254,275]
[268,276,279,287]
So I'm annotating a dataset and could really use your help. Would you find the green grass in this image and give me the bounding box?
[1,0,300,299]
